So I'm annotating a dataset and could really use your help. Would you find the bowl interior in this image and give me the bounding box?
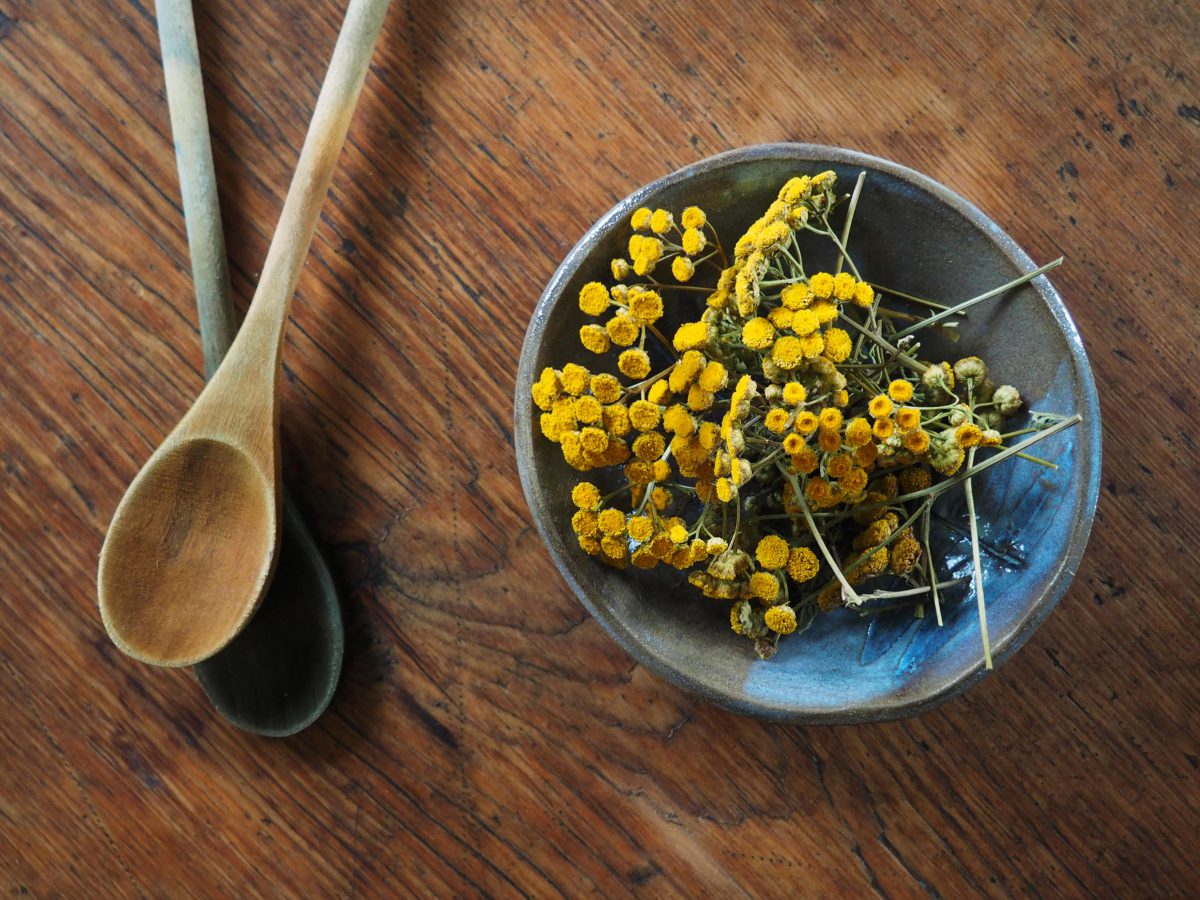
[515,144,1100,723]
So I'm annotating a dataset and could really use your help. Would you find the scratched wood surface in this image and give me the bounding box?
[2,0,1198,895]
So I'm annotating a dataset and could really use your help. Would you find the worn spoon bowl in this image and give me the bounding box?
[99,437,275,665]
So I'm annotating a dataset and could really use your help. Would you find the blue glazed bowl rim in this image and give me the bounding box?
[514,142,1102,723]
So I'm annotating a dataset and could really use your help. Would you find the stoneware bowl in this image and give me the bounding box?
[514,143,1101,724]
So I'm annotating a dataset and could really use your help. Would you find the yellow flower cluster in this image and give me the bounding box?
[575,280,668,361]
[533,173,1033,660]
[677,264,865,376]
[569,477,714,569]
[617,204,717,282]
[686,533,819,614]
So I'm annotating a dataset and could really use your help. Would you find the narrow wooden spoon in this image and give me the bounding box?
[99,0,391,667]
[155,0,345,734]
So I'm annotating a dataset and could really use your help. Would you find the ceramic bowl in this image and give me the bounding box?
[514,143,1101,723]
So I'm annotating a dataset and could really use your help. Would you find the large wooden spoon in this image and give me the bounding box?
[154,0,345,734]
[99,0,391,667]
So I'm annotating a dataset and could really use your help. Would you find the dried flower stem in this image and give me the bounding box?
[839,314,929,376]
[923,505,944,626]
[835,172,866,276]
[964,446,992,669]
[1016,452,1058,469]
[892,258,1064,339]
[813,219,863,281]
[867,282,959,312]
[777,462,862,605]
[856,577,969,605]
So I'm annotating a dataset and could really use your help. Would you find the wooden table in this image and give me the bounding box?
[2,0,1197,894]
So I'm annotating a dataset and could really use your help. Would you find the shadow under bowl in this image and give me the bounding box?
[514,143,1101,724]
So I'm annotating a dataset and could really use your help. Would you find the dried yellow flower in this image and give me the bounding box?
[756,535,790,570]
[786,547,819,583]
[764,605,797,634]
[579,281,610,316]
[571,482,601,509]
[617,349,650,379]
[809,272,834,299]
[749,571,781,602]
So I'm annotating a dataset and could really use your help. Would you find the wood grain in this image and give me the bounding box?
[2,0,1198,895]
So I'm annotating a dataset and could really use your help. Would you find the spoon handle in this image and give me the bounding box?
[156,0,237,377]
[234,0,391,356]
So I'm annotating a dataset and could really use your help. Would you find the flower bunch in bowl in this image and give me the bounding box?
[529,169,1081,664]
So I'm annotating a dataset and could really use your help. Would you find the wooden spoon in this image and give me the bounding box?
[154,0,345,734]
[99,0,391,667]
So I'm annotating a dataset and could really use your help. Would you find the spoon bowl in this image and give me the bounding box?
[99,437,275,666]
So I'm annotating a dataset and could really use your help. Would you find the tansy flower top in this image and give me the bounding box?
[823,327,852,363]
[782,381,807,406]
[748,572,780,602]
[571,482,600,509]
[764,605,798,634]
[681,206,706,229]
[786,547,819,583]
[579,281,610,316]
[809,272,835,298]
[818,407,843,432]
[671,257,695,282]
[673,320,710,352]
[868,393,894,418]
[794,410,819,435]
[649,208,674,235]
[896,406,922,431]
[681,228,706,256]
[755,535,790,570]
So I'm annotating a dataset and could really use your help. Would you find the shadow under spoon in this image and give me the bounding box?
[152,0,349,735]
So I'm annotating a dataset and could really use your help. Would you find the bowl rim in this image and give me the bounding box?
[514,142,1103,724]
